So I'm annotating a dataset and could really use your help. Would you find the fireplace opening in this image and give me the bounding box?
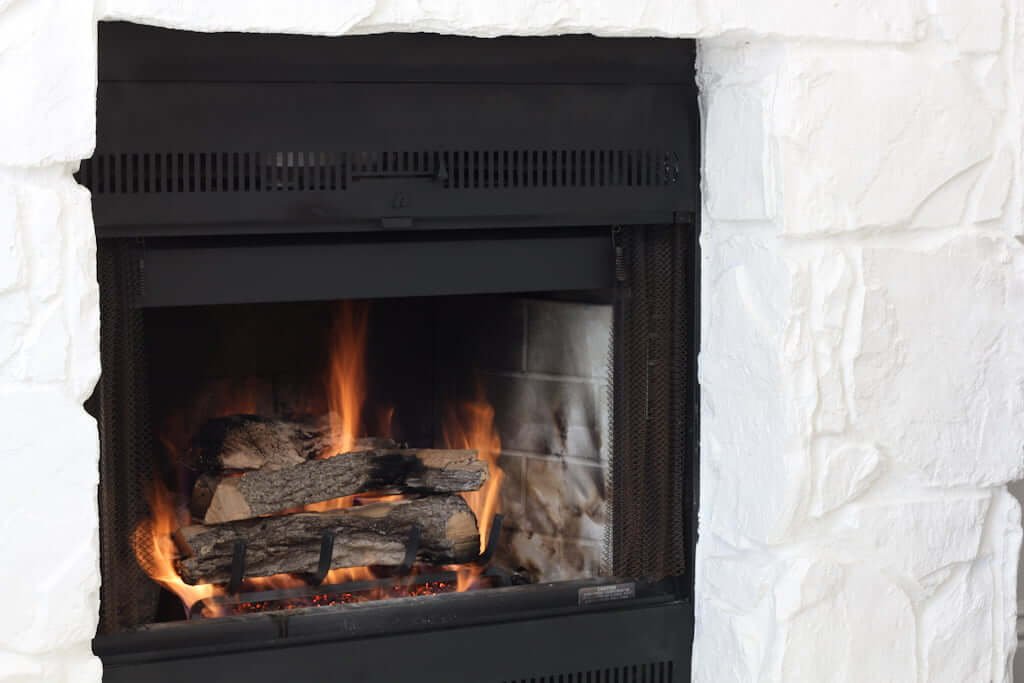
[140,291,616,620]
[85,24,699,683]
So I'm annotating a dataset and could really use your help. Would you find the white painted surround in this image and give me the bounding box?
[0,1,1022,681]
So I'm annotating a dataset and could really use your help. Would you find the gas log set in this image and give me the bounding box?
[179,421,486,584]
[131,302,509,619]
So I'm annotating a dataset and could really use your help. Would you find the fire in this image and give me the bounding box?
[325,301,368,456]
[442,399,503,591]
[132,481,225,617]
[135,299,507,619]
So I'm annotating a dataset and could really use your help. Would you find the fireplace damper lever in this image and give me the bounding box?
[475,514,504,566]
[227,539,248,595]
[307,531,336,587]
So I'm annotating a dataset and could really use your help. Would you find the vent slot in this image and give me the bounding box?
[78,152,349,194]
[77,149,681,194]
[505,661,675,683]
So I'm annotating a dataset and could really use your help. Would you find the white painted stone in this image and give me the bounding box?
[58,179,100,404]
[97,0,928,42]
[703,85,772,221]
[0,290,30,371]
[699,226,800,545]
[0,0,96,166]
[838,494,991,586]
[921,560,995,682]
[0,183,22,292]
[775,561,917,683]
[98,0,702,38]
[701,0,923,43]
[0,172,98,399]
[18,181,63,302]
[0,651,42,682]
[931,0,1004,53]
[808,439,881,518]
[20,306,68,384]
[853,236,1024,486]
[0,643,101,683]
[0,390,99,656]
[973,148,1014,223]
[774,48,999,233]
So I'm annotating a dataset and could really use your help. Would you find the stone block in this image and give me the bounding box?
[920,561,996,682]
[852,236,1024,486]
[699,226,801,545]
[808,438,881,518]
[773,48,998,233]
[0,0,95,166]
[703,84,772,221]
[0,642,101,683]
[931,0,1004,53]
[525,299,611,379]
[0,181,23,292]
[99,0,701,38]
[496,529,602,582]
[972,148,1013,223]
[522,456,605,541]
[485,374,607,460]
[0,173,98,400]
[0,390,99,655]
[836,494,991,587]
[701,0,922,43]
[775,561,917,682]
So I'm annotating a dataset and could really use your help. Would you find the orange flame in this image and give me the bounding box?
[443,399,503,592]
[132,481,225,616]
[325,302,368,456]
[135,300,506,616]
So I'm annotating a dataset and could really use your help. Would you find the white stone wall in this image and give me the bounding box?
[0,1,1020,681]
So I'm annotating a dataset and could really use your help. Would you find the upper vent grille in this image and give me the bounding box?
[77,149,682,195]
[504,661,675,683]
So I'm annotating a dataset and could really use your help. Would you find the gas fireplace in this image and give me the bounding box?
[84,24,699,683]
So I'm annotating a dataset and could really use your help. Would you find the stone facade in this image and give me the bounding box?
[0,1,1021,682]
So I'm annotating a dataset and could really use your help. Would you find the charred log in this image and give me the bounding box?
[192,446,487,528]
[191,448,487,524]
[186,414,399,472]
[174,495,480,585]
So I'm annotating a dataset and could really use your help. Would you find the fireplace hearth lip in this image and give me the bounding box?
[93,577,684,662]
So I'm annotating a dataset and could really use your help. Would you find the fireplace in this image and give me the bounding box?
[84,23,699,682]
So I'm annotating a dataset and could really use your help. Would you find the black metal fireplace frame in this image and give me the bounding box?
[86,24,700,683]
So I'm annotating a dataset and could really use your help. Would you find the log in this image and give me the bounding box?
[191,448,487,524]
[186,414,399,472]
[174,495,480,585]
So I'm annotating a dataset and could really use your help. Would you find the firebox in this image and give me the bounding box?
[83,23,699,683]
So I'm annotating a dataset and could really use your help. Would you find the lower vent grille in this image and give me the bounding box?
[505,661,675,683]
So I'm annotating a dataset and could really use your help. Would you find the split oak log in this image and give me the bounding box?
[175,495,480,585]
[191,448,487,524]
[187,414,398,472]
